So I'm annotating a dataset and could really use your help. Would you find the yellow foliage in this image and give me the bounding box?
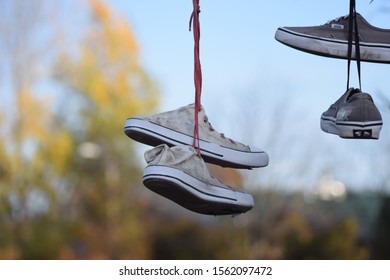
[54,0,159,120]
[45,130,74,175]
[89,0,110,23]
[61,0,159,121]
[16,89,51,142]
[0,0,159,260]
[88,0,138,60]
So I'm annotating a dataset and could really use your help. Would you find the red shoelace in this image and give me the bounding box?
[189,0,202,157]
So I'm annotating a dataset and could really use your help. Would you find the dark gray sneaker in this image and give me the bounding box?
[321,88,383,139]
[275,13,390,64]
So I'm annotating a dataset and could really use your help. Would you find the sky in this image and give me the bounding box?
[106,0,390,109]
[103,0,390,192]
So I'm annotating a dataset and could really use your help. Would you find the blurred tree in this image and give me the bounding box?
[52,0,159,259]
[0,0,158,259]
[371,195,390,259]
[0,0,65,259]
[150,218,252,260]
[306,218,368,260]
[243,192,370,260]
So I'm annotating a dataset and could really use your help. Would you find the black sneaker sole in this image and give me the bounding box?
[142,166,253,216]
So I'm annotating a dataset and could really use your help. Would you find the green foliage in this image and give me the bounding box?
[150,219,252,260]
[372,195,390,259]
[283,218,368,260]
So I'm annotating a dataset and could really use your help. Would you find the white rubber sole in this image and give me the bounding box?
[321,116,382,139]
[275,28,390,64]
[124,117,269,169]
[143,165,254,216]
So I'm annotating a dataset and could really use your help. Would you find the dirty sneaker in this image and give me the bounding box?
[124,104,269,169]
[321,88,383,139]
[275,13,390,64]
[142,144,254,216]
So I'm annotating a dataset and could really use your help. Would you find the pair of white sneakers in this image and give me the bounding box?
[124,104,269,215]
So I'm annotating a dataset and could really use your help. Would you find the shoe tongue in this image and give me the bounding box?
[346,88,362,99]
[346,88,373,102]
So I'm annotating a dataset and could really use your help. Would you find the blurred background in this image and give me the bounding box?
[1,0,390,259]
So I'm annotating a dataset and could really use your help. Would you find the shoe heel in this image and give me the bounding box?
[352,129,375,139]
[360,125,382,139]
[339,125,382,139]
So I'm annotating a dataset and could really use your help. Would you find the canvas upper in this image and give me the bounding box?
[148,104,251,152]
[275,13,390,63]
[322,88,382,123]
[285,14,390,46]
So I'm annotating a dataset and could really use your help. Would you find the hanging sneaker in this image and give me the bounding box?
[124,104,269,169]
[275,13,390,64]
[142,144,254,216]
[321,88,383,139]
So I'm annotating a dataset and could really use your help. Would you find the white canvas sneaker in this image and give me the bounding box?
[124,104,269,169]
[142,144,254,216]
